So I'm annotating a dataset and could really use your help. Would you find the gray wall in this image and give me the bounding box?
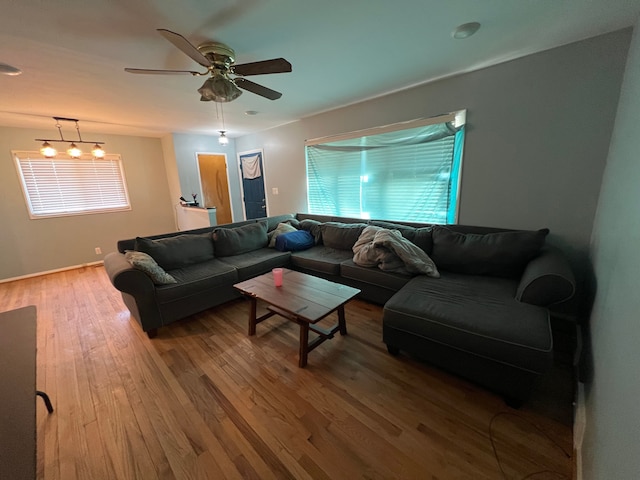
[236,29,632,282]
[583,18,640,480]
[0,126,175,280]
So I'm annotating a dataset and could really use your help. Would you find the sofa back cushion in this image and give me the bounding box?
[135,233,215,270]
[430,226,549,278]
[213,221,268,257]
[299,219,323,244]
[321,222,368,250]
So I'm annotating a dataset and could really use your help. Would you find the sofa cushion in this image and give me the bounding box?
[217,249,291,281]
[213,220,268,257]
[268,222,298,247]
[340,259,412,291]
[158,259,238,304]
[321,222,368,250]
[430,226,548,278]
[411,227,434,254]
[299,219,323,244]
[124,250,177,285]
[135,233,215,270]
[383,273,552,373]
[290,246,353,275]
[275,230,315,252]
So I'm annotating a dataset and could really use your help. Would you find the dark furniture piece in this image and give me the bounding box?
[104,213,576,404]
[0,305,53,480]
[234,268,360,367]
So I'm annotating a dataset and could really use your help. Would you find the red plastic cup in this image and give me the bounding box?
[272,268,283,287]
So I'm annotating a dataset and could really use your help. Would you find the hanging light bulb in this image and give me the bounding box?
[91,143,106,158]
[67,143,82,158]
[40,141,57,158]
[218,131,229,146]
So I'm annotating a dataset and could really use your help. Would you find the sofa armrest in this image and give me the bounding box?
[516,247,575,307]
[103,252,155,295]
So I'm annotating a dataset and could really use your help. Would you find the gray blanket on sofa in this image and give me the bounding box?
[352,226,440,277]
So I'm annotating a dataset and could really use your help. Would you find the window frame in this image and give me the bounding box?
[304,111,466,224]
[13,150,132,220]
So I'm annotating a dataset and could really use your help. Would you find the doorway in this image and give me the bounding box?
[238,149,268,219]
[196,153,233,225]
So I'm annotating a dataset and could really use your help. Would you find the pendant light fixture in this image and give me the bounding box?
[216,102,230,146]
[36,117,106,158]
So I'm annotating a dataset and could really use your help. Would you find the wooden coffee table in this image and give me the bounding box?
[234,269,360,367]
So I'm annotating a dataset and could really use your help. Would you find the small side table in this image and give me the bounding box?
[0,305,53,480]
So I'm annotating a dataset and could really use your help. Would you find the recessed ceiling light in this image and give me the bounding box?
[0,62,22,76]
[245,110,259,116]
[452,22,481,40]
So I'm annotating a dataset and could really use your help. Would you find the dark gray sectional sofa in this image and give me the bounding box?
[104,212,575,405]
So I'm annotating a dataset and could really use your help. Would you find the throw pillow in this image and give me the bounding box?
[134,233,215,270]
[275,230,315,252]
[212,221,268,257]
[125,250,177,285]
[268,222,298,248]
[430,226,549,278]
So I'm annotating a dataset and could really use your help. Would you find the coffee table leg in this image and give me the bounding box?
[248,297,258,336]
[337,305,347,335]
[299,322,309,368]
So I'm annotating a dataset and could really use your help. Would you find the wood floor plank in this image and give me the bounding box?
[0,265,573,479]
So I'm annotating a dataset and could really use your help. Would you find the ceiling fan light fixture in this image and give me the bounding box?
[198,75,242,103]
[67,143,82,158]
[218,131,229,145]
[40,142,57,158]
[452,22,481,39]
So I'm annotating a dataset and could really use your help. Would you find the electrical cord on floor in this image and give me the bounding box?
[489,411,572,480]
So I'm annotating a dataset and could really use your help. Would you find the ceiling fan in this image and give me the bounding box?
[125,29,292,103]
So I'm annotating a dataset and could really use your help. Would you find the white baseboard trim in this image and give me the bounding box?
[574,381,586,480]
[0,261,104,284]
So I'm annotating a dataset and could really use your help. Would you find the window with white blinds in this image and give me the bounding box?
[305,112,465,224]
[14,151,131,219]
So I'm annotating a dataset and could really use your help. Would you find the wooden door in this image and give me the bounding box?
[197,153,232,225]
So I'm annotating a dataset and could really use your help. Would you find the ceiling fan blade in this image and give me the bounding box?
[124,68,205,75]
[233,58,292,76]
[235,78,282,100]
[157,28,212,68]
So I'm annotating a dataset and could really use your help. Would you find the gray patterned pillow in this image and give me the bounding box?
[125,250,177,285]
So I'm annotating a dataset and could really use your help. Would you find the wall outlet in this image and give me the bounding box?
[272,187,279,195]
[95,247,102,255]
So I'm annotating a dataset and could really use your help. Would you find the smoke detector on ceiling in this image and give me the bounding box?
[452,22,481,39]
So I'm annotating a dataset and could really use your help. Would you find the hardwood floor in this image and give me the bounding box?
[0,265,573,479]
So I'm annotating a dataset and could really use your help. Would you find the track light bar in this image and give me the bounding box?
[35,117,106,158]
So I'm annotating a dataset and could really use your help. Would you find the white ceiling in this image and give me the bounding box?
[1,0,639,139]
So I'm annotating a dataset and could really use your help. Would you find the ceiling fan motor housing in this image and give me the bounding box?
[198,42,236,71]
